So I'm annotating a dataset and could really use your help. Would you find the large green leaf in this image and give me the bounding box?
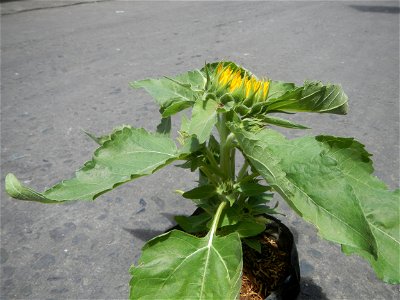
[130,69,206,112]
[265,80,348,114]
[188,98,219,144]
[231,125,399,283]
[315,136,400,284]
[6,126,182,202]
[129,230,242,300]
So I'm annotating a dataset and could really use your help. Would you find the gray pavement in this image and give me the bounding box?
[1,1,399,299]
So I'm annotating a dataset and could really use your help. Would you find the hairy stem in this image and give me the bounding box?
[209,200,227,237]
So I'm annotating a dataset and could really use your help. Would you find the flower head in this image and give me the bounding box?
[215,63,270,103]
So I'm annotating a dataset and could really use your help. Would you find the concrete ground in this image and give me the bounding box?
[1,0,399,299]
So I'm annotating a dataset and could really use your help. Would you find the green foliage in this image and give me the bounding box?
[130,69,206,108]
[5,61,399,299]
[188,98,219,144]
[129,229,242,300]
[264,80,348,114]
[6,126,184,202]
[174,213,211,233]
[230,125,399,283]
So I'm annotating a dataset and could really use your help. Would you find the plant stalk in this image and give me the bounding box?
[218,113,235,180]
[237,159,249,180]
[229,147,236,180]
[209,200,227,238]
[199,166,219,186]
[203,147,222,176]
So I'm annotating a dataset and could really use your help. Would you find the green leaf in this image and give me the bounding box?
[179,136,202,159]
[129,230,242,300]
[266,80,296,100]
[5,174,59,204]
[221,219,266,238]
[257,115,309,129]
[265,81,348,115]
[83,125,130,145]
[180,114,190,133]
[247,193,274,206]
[314,136,400,284]
[236,182,270,196]
[6,127,181,202]
[246,194,278,215]
[189,98,219,143]
[156,117,171,135]
[130,69,205,108]
[174,213,211,233]
[243,238,262,253]
[219,205,241,227]
[161,99,194,118]
[182,185,216,200]
[231,125,399,283]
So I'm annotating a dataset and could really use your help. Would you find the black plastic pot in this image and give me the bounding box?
[170,210,300,300]
[262,214,300,300]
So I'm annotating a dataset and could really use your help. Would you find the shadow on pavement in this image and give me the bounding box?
[349,5,400,14]
[298,277,328,300]
[123,228,165,242]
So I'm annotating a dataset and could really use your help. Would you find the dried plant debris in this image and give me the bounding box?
[240,232,290,299]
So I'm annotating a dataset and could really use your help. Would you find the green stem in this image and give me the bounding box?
[209,200,227,237]
[218,114,229,174]
[237,159,249,180]
[220,134,235,180]
[199,166,220,186]
[203,147,222,176]
[229,147,236,180]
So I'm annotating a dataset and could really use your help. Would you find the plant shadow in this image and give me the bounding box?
[297,277,328,300]
[123,228,165,242]
[349,5,400,14]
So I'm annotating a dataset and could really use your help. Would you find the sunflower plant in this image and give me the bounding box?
[5,61,399,299]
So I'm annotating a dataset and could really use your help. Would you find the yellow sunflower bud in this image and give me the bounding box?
[214,62,270,105]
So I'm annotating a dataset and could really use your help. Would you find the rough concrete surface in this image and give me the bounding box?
[1,0,399,299]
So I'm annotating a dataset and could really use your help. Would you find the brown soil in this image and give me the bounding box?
[240,232,290,300]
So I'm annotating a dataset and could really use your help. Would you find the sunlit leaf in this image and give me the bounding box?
[130,70,205,112]
[129,230,242,299]
[265,80,348,115]
[6,127,182,202]
[189,98,219,144]
[231,125,399,283]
